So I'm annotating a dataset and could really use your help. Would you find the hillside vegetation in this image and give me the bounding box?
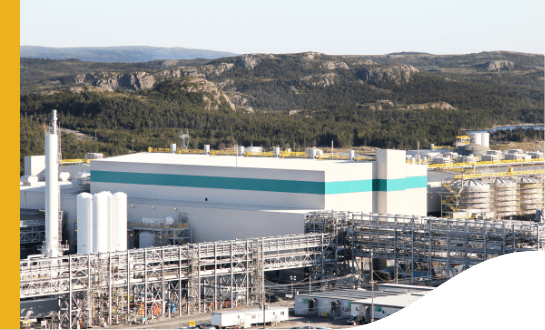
[20,51,544,175]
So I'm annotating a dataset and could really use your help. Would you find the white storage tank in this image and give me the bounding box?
[519,177,544,215]
[93,191,111,253]
[238,146,245,155]
[77,193,93,254]
[492,178,517,217]
[470,133,482,145]
[349,150,355,160]
[139,231,156,248]
[170,143,176,153]
[273,147,281,157]
[458,180,491,212]
[112,192,128,251]
[204,145,211,154]
[481,133,490,148]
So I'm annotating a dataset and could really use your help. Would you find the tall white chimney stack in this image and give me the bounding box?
[44,110,60,257]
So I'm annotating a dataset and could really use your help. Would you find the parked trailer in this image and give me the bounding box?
[211,306,289,328]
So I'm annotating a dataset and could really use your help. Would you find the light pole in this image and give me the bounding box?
[290,275,296,299]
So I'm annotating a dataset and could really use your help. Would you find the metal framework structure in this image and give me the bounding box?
[20,212,545,328]
[20,220,45,245]
[20,233,336,329]
[305,211,545,286]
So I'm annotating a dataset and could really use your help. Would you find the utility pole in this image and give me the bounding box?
[331,140,333,156]
[371,250,374,323]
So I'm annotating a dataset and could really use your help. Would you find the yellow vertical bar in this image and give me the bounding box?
[1,1,20,328]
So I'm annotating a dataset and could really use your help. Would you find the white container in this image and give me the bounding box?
[274,147,281,157]
[112,192,128,251]
[170,143,176,153]
[238,146,245,155]
[349,150,355,160]
[93,191,111,253]
[204,145,211,154]
[77,193,93,254]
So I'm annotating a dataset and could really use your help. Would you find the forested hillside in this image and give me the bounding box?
[20,51,544,175]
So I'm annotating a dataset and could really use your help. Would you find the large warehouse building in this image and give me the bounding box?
[20,148,427,251]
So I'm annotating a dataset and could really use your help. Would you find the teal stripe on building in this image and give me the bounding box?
[91,171,426,195]
[373,177,427,192]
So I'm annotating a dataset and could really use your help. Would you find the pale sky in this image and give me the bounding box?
[20,0,544,55]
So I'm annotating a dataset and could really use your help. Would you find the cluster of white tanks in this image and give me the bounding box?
[77,191,127,254]
[453,177,544,218]
[470,132,490,148]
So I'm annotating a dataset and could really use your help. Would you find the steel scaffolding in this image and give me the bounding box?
[20,212,545,328]
[305,211,545,286]
[20,233,334,328]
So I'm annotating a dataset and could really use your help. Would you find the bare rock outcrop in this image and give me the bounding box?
[356,64,419,85]
[475,60,515,72]
[170,78,236,111]
[405,102,455,110]
[299,73,337,87]
[319,61,349,70]
[235,55,258,70]
[225,91,254,113]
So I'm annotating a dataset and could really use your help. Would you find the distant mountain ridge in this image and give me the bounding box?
[20,46,238,62]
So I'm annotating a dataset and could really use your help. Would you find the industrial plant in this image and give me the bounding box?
[19,110,545,329]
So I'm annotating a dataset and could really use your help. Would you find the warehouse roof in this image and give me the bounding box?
[296,289,402,301]
[353,293,424,308]
[94,152,372,171]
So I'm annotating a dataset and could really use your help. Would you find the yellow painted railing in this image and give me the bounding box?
[454,169,544,179]
[428,158,544,169]
[431,145,454,149]
[60,159,91,163]
[281,152,309,158]
[246,152,276,157]
[148,147,172,153]
[318,154,349,160]
[178,149,206,154]
[210,150,238,156]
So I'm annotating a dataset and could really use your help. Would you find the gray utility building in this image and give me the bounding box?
[295,288,429,322]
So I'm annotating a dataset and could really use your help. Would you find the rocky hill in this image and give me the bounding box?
[21,51,544,115]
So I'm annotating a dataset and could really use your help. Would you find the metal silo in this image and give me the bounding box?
[459,180,491,212]
[492,178,517,217]
[519,177,544,215]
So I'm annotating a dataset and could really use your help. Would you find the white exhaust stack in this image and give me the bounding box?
[44,110,60,258]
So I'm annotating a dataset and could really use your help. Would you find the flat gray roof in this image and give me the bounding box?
[296,289,401,301]
[94,152,372,171]
[353,293,424,308]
